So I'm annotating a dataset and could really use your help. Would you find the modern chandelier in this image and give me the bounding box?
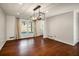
[32,5,45,21]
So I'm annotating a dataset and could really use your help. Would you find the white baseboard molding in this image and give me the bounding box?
[73,40,79,46]
[48,37,76,46]
[0,40,6,50]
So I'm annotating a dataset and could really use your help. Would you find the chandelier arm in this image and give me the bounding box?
[33,5,41,11]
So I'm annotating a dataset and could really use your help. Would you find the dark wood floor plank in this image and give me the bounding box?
[0,36,79,56]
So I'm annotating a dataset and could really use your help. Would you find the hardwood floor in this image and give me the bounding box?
[0,36,79,56]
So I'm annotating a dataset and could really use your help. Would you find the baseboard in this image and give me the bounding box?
[74,41,79,46]
[18,35,43,39]
[34,35,43,37]
[7,35,43,41]
[0,40,6,50]
[18,37,34,39]
[47,37,75,46]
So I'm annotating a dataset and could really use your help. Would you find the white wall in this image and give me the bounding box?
[6,15,16,40]
[78,13,79,42]
[78,14,79,42]
[73,11,79,45]
[45,4,79,46]
[47,4,79,18]
[46,12,74,45]
[0,8,6,50]
[36,20,44,36]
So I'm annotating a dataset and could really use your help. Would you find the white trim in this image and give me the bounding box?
[0,40,6,50]
[73,10,79,45]
[48,37,75,46]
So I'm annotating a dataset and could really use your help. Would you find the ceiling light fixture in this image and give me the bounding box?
[32,5,45,21]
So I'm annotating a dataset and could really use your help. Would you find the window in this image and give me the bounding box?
[21,20,32,33]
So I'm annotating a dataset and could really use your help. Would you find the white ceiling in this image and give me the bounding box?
[0,3,59,19]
